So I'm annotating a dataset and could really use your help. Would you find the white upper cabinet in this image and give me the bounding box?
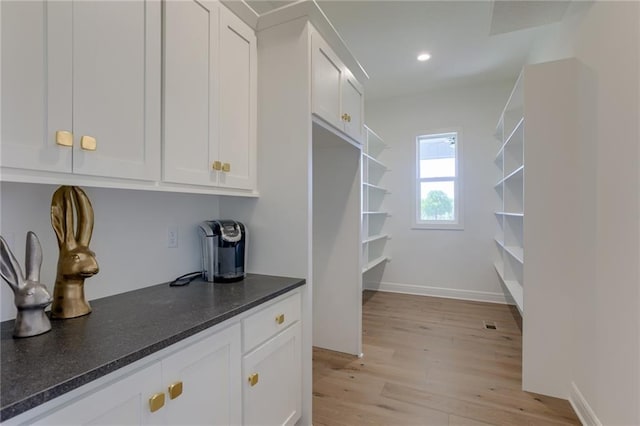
[311,35,344,130]
[311,32,364,143]
[163,0,220,186]
[0,0,161,181]
[163,2,257,191]
[218,7,257,190]
[71,1,161,181]
[341,72,365,142]
[1,1,72,173]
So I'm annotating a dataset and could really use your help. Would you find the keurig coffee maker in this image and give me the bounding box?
[198,220,246,282]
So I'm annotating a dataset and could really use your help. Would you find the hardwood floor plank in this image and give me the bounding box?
[449,414,497,426]
[312,291,579,425]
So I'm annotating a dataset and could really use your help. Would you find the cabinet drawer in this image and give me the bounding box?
[243,292,301,352]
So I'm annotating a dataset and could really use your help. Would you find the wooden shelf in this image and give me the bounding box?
[362,256,388,273]
[362,153,388,170]
[362,126,390,282]
[494,262,524,314]
[363,234,389,244]
[496,165,524,186]
[497,117,524,157]
[495,238,524,264]
[495,211,524,217]
[362,182,388,193]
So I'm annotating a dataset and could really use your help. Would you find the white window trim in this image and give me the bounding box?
[412,129,464,230]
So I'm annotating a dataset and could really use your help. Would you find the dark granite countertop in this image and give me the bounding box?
[0,274,305,421]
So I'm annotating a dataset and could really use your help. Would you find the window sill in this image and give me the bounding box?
[412,223,464,231]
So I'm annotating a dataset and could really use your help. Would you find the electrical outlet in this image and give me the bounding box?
[167,226,178,248]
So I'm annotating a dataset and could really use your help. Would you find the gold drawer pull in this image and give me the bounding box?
[168,381,183,400]
[80,135,97,151]
[248,373,259,386]
[275,313,285,325]
[212,161,222,171]
[222,162,231,172]
[149,392,165,413]
[346,114,352,123]
[341,113,348,122]
[55,130,73,147]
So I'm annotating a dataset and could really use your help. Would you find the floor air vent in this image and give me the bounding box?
[483,321,497,330]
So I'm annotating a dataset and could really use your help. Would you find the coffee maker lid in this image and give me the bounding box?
[198,220,243,243]
[219,221,242,243]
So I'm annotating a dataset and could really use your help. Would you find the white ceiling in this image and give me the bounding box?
[246,1,577,101]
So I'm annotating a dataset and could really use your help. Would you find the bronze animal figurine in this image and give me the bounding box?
[50,186,99,319]
[0,232,53,337]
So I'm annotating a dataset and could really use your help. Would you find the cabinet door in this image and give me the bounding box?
[342,73,364,143]
[218,7,257,190]
[163,0,219,186]
[71,0,161,181]
[33,362,162,426]
[243,322,302,426]
[0,0,72,172]
[162,324,242,426]
[311,33,344,132]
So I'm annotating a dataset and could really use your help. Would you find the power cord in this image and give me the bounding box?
[169,271,204,287]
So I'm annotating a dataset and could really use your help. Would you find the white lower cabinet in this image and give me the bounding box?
[243,322,302,426]
[160,324,242,425]
[32,362,162,425]
[31,324,241,426]
[8,291,303,426]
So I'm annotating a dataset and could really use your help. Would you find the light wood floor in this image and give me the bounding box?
[312,291,580,425]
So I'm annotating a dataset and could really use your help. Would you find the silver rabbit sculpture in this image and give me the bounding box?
[0,232,53,338]
[50,186,100,319]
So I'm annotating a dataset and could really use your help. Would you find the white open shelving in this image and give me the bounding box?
[494,70,524,314]
[362,125,390,275]
[493,58,595,397]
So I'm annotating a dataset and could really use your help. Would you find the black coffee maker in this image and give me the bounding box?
[198,220,246,282]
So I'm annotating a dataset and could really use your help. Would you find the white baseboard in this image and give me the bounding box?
[569,382,602,426]
[364,281,509,305]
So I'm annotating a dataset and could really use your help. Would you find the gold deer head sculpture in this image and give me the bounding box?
[50,186,100,319]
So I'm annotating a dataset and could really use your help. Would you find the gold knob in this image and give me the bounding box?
[212,161,222,171]
[347,114,352,123]
[80,135,97,151]
[149,392,165,413]
[248,373,259,386]
[55,130,73,147]
[222,163,231,172]
[341,113,348,122]
[168,381,183,400]
[275,314,285,325]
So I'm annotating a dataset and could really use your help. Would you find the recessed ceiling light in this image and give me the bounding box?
[417,53,431,62]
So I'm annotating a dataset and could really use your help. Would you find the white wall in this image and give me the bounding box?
[528,2,640,424]
[0,182,220,321]
[365,80,514,302]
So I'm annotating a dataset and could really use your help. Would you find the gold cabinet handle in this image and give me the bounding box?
[248,373,259,386]
[55,130,73,147]
[212,161,222,171]
[168,381,183,400]
[222,163,231,172]
[80,135,97,151]
[149,392,165,413]
[346,114,352,123]
[275,313,285,325]
[341,113,348,122]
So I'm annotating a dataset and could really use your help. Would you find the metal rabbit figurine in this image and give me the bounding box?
[0,232,53,337]
[50,186,100,319]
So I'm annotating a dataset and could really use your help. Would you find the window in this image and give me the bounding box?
[414,131,462,229]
